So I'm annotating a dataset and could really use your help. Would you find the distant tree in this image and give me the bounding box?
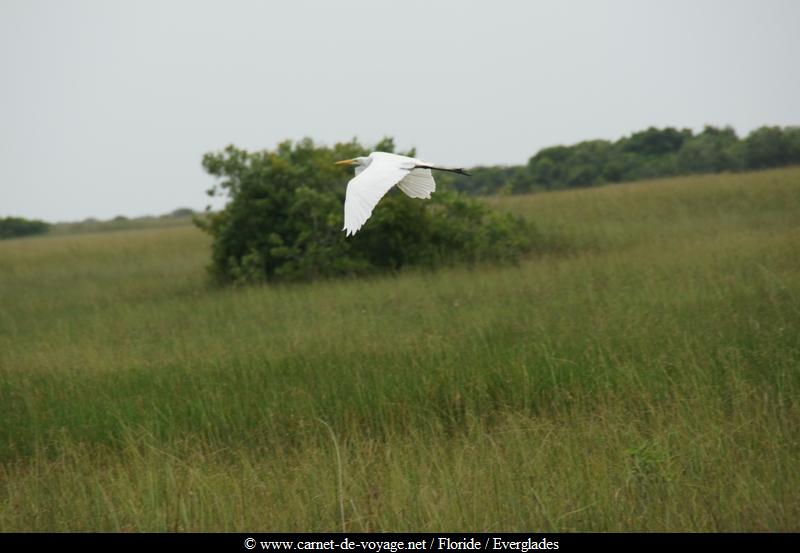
[676,126,739,173]
[786,126,800,151]
[196,138,534,284]
[169,208,195,218]
[621,127,692,157]
[525,145,573,190]
[742,126,799,169]
[521,156,557,192]
[565,140,616,187]
[0,217,50,239]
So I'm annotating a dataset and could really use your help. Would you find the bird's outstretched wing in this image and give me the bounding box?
[343,155,414,236]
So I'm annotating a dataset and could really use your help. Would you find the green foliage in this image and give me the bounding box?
[196,138,533,284]
[0,216,50,240]
[167,207,195,218]
[621,126,692,156]
[742,126,800,169]
[442,125,800,195]
[677,126,740,173]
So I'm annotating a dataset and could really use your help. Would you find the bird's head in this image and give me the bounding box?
[334,156,369,168]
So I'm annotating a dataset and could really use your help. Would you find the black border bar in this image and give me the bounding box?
[0,532,796,552]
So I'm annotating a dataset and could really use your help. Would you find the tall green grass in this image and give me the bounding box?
[1,168,798,531]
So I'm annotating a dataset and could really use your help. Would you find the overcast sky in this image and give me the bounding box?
[2,0,799,222]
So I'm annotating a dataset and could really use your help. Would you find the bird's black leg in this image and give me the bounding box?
[415,165,471,176]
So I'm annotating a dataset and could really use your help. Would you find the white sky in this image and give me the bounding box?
[2,0,799,222]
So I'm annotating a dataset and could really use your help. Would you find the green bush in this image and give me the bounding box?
[195,138,534,284]
[0,217,50,240]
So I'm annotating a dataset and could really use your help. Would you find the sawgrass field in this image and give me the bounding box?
[1,168,798,531]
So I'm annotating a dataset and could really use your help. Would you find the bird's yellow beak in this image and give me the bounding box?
[334,159,356,166]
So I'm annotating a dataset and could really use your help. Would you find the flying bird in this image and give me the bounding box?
[335,152,469,236]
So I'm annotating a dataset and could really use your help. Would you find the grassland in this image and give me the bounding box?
[1,168,798,531]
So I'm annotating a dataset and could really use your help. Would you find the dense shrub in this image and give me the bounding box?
[0,217,50,240]
[196,138,534,284]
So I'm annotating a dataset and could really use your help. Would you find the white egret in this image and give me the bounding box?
[335,152,470,236]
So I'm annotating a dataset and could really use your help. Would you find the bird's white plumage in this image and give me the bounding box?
[397,168,435,199]
[343,152,437,236]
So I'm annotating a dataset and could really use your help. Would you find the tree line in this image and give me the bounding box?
[0,217,50,240]
[443,125,800,195]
